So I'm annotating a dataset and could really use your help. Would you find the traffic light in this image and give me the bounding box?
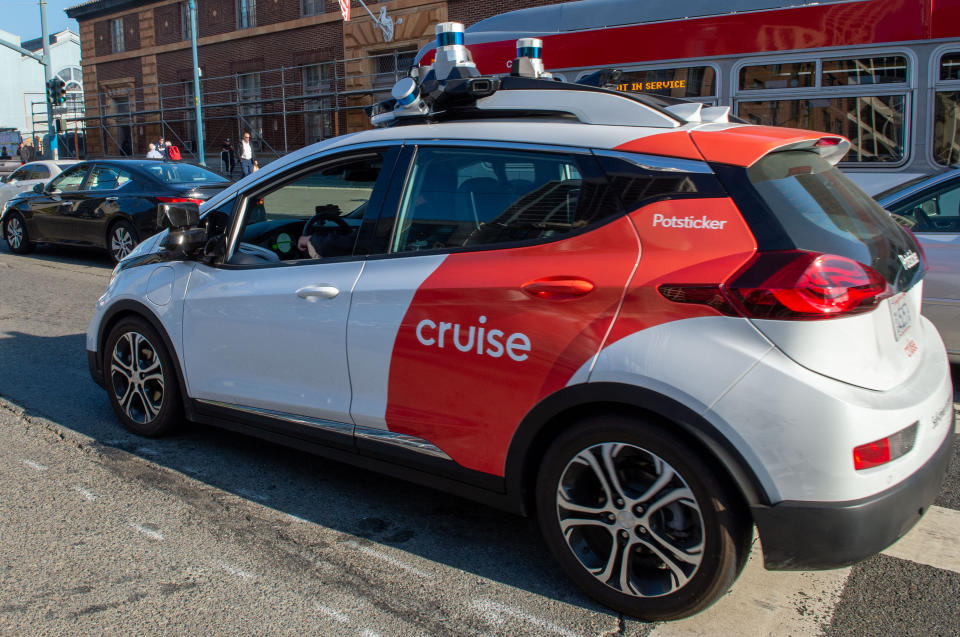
[46,78,67,106]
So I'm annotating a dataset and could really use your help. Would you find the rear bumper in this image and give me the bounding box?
[752,416,954,570]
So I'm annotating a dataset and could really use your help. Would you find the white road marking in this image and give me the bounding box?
[882,505,960,574]
[217,561,255,580]
[649,540,851,637]
[130,523,164,541]
[314,603,350,624]
[343,541,431,579]
[21,459,47,471]
[472,599,581,637]
[73,486,97,501]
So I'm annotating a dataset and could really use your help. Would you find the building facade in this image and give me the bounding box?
[66,0,561,160]
[0,29,82,139]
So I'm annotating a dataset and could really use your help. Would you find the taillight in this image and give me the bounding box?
[658,250,892,320]
[157,196,204,205]
[853,422,917,470]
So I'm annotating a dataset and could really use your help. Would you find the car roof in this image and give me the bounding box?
[874,168,960,205]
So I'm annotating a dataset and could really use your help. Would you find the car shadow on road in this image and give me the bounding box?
[0,329,613,618]
[0,242,114,268]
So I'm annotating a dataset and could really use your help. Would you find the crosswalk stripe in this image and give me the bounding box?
[881,505,960,574]
[648,539,851,637]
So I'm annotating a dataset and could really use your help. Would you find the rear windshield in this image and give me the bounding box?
[746,151,923,291]
[140,163,228,185]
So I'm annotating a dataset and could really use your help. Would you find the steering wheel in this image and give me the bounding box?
[303,204,350,236]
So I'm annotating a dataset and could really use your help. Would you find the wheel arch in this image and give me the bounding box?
[504,382,771,517]
[96,299,190,414]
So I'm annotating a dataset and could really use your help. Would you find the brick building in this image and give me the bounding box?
[65,0,563,160]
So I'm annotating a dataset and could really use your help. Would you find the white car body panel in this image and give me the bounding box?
[0,160,75,211]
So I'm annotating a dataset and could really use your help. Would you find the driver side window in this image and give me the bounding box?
[238,153,384,261]
[890,180,960,233]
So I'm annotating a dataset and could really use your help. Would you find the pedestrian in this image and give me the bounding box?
[165,141,182,161]
[146,143,164,159]
[238,131,256,177]
[0,146,9,160]
[220,138,236,176]
[157,136,166,156]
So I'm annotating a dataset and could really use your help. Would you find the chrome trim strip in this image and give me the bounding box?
[408,138,590,155]
[354,426,452,460]
[197,400,354,436]
[592,148,714,174]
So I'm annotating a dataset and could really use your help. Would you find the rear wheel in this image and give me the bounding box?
[3,212,34,254]
[535,414,752,620]
[104,317,182,437]
[108,220,138,263]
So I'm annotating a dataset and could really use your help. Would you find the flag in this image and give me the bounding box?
[340,0,350,21]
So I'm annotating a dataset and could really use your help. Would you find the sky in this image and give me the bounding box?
[1,0,80,41]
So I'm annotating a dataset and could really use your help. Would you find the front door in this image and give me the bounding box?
[181,148,396,428]
[26,163,90,242]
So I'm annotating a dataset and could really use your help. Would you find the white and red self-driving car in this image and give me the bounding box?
[87,24,953,620]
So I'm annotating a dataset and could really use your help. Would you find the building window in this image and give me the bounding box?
[303,63,334,144]
[238,72,262,149]
[734,54,911,163]
[111,17,125,53]
[237,0,256,29]
[934,52,960,165]
[372,48,416,90]
[181,2,191,41]
[302,0,324,17]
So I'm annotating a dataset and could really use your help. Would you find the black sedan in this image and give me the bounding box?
[1,160,229,262]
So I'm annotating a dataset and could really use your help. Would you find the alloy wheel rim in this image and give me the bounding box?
[6,218,22,249]
[111,227,134,260]
[555,442,704,598]
[110,331,164,424]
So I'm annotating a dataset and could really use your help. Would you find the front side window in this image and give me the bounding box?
[886,179,960,233]
[391,147,611,253]
[111,17,125,53]
[239,154,384,260]
[237,0,256,29]
[614,66,716,100]
[87,166,134,191]
[50,165,89,192]
[7,167,30,182]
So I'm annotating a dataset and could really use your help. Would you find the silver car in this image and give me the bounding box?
[0,160,76,212]
[876,168,960,362]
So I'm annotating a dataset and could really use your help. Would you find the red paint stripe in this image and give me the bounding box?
[456,0,938,75]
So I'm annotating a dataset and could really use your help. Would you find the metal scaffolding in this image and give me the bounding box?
[70,49,415,168]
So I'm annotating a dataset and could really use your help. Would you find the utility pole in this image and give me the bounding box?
[39,0,58,159]
[188,0,205,165]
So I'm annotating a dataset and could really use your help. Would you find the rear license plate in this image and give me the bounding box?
[889,293,912,341]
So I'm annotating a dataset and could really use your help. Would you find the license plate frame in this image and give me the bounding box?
[889,292,912,341]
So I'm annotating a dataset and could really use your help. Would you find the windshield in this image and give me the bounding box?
[745,150,924,291]
[140,163,228,185]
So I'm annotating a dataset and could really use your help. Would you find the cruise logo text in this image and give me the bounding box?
[416,316,531,361]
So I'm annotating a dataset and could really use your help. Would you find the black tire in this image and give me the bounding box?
[3,211,34,254]
[104,317,182,437]
[534,414,752,621]
[108,219,139,263]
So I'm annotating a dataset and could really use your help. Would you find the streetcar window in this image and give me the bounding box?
[739,62,814,90]
[822,56,908,86]
[737,96,906,163]
[934,53,960,165]
[940,53,960,81]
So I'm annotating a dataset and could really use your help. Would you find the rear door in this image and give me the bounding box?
[347,142,638,475]
[884,175,960,358]
[66,164,135,244]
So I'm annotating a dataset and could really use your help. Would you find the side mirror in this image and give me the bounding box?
[158,202,206,259]
[32,183,44,194]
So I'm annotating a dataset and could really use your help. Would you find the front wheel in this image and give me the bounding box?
[535,414,752,620]
[104,317,182,437]
[3,212,34,254]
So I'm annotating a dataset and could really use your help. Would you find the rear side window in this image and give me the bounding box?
[739,150,923,290]
[391,147,614,252]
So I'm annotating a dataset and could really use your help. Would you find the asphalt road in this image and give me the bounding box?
[0,241,958,636]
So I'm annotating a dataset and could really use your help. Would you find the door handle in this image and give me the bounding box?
[521,276,595,300]
[105,196,118,202]
[296,284,340,300]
